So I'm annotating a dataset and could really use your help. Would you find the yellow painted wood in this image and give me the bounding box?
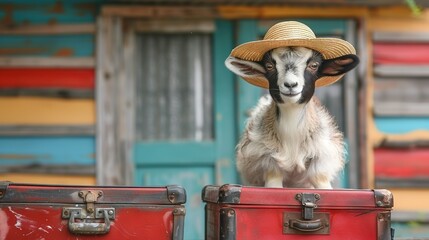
[0,173,96,185]
[389,189,429,211]
[0,97,95,125]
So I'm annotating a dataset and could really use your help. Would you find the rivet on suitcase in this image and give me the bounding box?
[0,181,186,240]
[202,184,394,240]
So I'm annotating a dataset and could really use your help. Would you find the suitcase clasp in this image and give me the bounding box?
[295,193,320,220]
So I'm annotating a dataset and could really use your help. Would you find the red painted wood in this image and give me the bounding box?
[375,148,429,178]
[373,43,429,64]
[0,68,94,89]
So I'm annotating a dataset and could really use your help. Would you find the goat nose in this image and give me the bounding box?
[284,82,298,88]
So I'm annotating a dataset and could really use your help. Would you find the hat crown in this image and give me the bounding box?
[263,21,316,40]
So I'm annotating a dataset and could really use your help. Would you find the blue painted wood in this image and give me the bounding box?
[0,136,95,166]
[0,35,94,57]
[0,1,101,24]
[134,141,216,166]
[375,117,429,134]
[135,167,213,240]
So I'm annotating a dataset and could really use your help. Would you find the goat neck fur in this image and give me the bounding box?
[226,47,359,188]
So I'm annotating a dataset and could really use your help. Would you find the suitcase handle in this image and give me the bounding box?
[289,218,324,232]
[68,209,111,235]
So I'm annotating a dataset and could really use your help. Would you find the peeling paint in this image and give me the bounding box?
[54,48,74,57]
[0,4,14,27]
[48,1,64,14]
[0,209,9,240]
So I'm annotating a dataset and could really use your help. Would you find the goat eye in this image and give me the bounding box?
[265,63,274,71]
[308,62,319,70]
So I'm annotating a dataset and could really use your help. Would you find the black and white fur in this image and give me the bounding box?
[226,47,359,188]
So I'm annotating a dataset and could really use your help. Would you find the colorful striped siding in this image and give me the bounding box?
[375,117,429,134]
[0,137,95,166]
[0,0,100,184]
[0,68,94,89]
[0,97,95,125]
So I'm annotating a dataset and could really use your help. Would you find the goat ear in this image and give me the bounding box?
[320,54,359,76]
[225,56,266,78]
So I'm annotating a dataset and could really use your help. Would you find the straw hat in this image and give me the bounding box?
[229,21,356,88]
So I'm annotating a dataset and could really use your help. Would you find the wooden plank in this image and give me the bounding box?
[374,148,429,178]
[373,31,429,42]
[376,178,429,188]
[217,6,369,19]
[0,136,95,166]
[134,142,216,166]
[0,88,94,99]
[373,43,429,64]
[374,78,429,116]
[374,64,429,77]
[0,68,94,89]
[96,16,134,185]
[0,97,95,125]
[0,23,96,35]
[375,130,429,148]
[375,117,429,134]
[0,164,95,175]
[374,103,429,117]
[392,211,429,222]
[0,57,95,67]
[133,19,214,33]
[0,173,95,185]
[388,189,429,211]
[0,125,95,136]
[102,6,217,18]
[368,18,429,33]
[0,35,94,57]
[0,1,100,25]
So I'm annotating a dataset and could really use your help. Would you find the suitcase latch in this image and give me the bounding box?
[79,190,103,213]
[296,193,320,220]
[283,192,329,235]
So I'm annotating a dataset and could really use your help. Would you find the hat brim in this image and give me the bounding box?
[230,38,355,88]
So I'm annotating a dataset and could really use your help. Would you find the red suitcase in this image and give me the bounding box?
[202,184,394,240]
[0,182,186,240]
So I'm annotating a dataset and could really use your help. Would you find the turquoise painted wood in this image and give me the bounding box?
[134,20,237,240]
[237,20,265,137]
[134,141,216,165]
[135,167,213,239]
[0,35,94,57]
[375,117,429,134]
[0,0,101,24]
[0,136,95,166]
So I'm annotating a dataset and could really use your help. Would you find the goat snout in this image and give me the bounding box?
[284,81,298,89]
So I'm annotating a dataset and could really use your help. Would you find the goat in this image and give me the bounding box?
[226,46,359,188]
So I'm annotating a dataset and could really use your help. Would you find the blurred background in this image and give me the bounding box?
[1,0,429,239]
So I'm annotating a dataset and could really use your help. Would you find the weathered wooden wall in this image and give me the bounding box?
[0,0,101,184]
